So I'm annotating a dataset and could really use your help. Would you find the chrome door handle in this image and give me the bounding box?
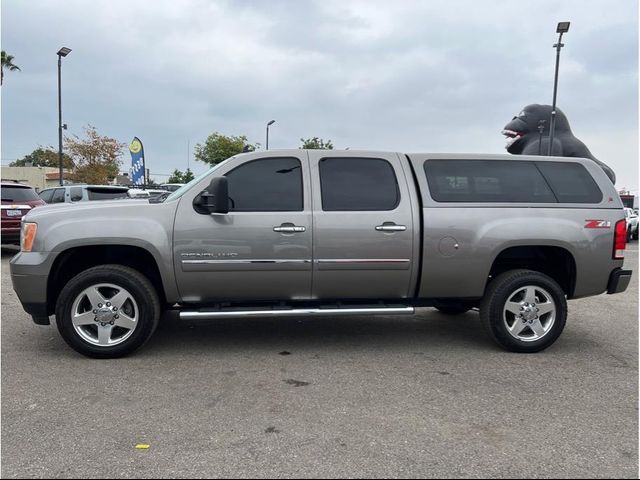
[375,224,407,232]
[274,225,306,233]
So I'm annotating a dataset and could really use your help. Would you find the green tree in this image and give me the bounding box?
[65,125,125,184]
[194,132,258,166]
[9,147,74,169]
[300,137,334,149]
[167,169,183,183]
[167,168,195,183]
[183,168,195,182]
[1,51,21,86]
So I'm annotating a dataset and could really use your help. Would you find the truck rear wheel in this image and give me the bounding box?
[55,265,160,358]
[480,269,567,353]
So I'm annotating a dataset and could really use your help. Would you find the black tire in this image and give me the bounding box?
[633,229,638,241]
[627,228,632,242]
[433,301,473,315]
[480,269,567,353]
[55,264,161,358]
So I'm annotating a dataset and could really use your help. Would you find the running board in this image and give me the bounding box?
[179,305,415,320]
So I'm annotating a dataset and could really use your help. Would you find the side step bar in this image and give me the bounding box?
[179,305,415,320]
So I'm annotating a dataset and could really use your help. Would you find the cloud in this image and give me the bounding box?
[1,0,637,188]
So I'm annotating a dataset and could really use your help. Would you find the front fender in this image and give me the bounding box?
[28,200,180,303]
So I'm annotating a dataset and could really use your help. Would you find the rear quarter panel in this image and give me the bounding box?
[406,153,625,299]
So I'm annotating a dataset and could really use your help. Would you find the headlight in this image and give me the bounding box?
[21,222,37,252]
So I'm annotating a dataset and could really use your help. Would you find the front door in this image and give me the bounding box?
[308,151,417,300]
[173,152,312,303]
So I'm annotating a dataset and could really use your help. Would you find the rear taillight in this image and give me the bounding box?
[613,219,626,259]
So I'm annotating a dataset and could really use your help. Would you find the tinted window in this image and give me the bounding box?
[51,188,66,203]
[1,185,40,202]
[39,189,54,203]
[87,188,129,201]
[225,157,303,211]
[424,160,556,203]
[319,157,399,211]
[536,162,602,203]
[70,187,83,202]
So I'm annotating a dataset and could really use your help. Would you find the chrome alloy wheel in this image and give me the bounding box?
[503,285,556,342]
[70,283,139,347]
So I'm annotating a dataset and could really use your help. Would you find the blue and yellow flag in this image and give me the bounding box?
[129,137,145,186]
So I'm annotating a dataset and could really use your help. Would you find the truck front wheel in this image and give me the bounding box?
[55,265,161,358]
[480,269,567,353]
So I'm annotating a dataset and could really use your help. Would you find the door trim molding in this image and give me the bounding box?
[182,259,312,265]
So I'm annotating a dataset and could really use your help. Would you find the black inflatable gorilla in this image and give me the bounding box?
[502,104,615,184]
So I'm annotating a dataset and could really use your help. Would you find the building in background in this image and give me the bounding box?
[109,172,132,186]
[1,166,72,191]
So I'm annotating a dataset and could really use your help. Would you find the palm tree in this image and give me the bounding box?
[1,51,21,86]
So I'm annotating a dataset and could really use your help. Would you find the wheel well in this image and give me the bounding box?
[47,245,166,315]
[488,246,576,298]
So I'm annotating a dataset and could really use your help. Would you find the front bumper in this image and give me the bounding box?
[10,251,58,325]
[606,268,632,294]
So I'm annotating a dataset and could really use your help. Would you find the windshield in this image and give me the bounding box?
[164,157,234,202]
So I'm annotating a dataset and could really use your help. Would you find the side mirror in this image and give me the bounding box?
[193,177,229,214]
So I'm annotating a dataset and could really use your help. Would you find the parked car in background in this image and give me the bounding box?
[1,181,45,244]
[38,185,130,204]
[159,183,184,192]
[127,188,169,200]
[146,189,170,201]
[624,207,638,241]
[126,188,150,199]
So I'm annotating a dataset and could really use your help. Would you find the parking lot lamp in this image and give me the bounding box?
[57,47,72,186]
[548,22,570,156]
[266,120,275,150]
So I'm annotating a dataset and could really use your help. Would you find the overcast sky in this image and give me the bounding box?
[2,0,638,190]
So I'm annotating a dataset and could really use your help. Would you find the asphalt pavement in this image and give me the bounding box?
[1,244,638,478]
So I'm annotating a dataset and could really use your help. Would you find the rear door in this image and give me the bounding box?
[308,151,417,300]
[173,151,313,303]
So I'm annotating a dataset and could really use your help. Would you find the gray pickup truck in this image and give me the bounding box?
[10,151,632,358]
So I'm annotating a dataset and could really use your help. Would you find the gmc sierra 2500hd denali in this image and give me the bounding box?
[10,151,632,358]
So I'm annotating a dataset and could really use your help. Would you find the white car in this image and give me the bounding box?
[127,189,169,200]
[624,208,638,241]
[126,188,150,198]
[159,183,184,192]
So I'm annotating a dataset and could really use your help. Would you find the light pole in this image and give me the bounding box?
[266,120,275,150]
[57,47,72,186]
[548,22,570,156]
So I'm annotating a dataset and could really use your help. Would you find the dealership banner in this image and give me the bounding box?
[129,137,145,186]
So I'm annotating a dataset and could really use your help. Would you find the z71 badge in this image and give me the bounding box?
[584,220,611,229]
